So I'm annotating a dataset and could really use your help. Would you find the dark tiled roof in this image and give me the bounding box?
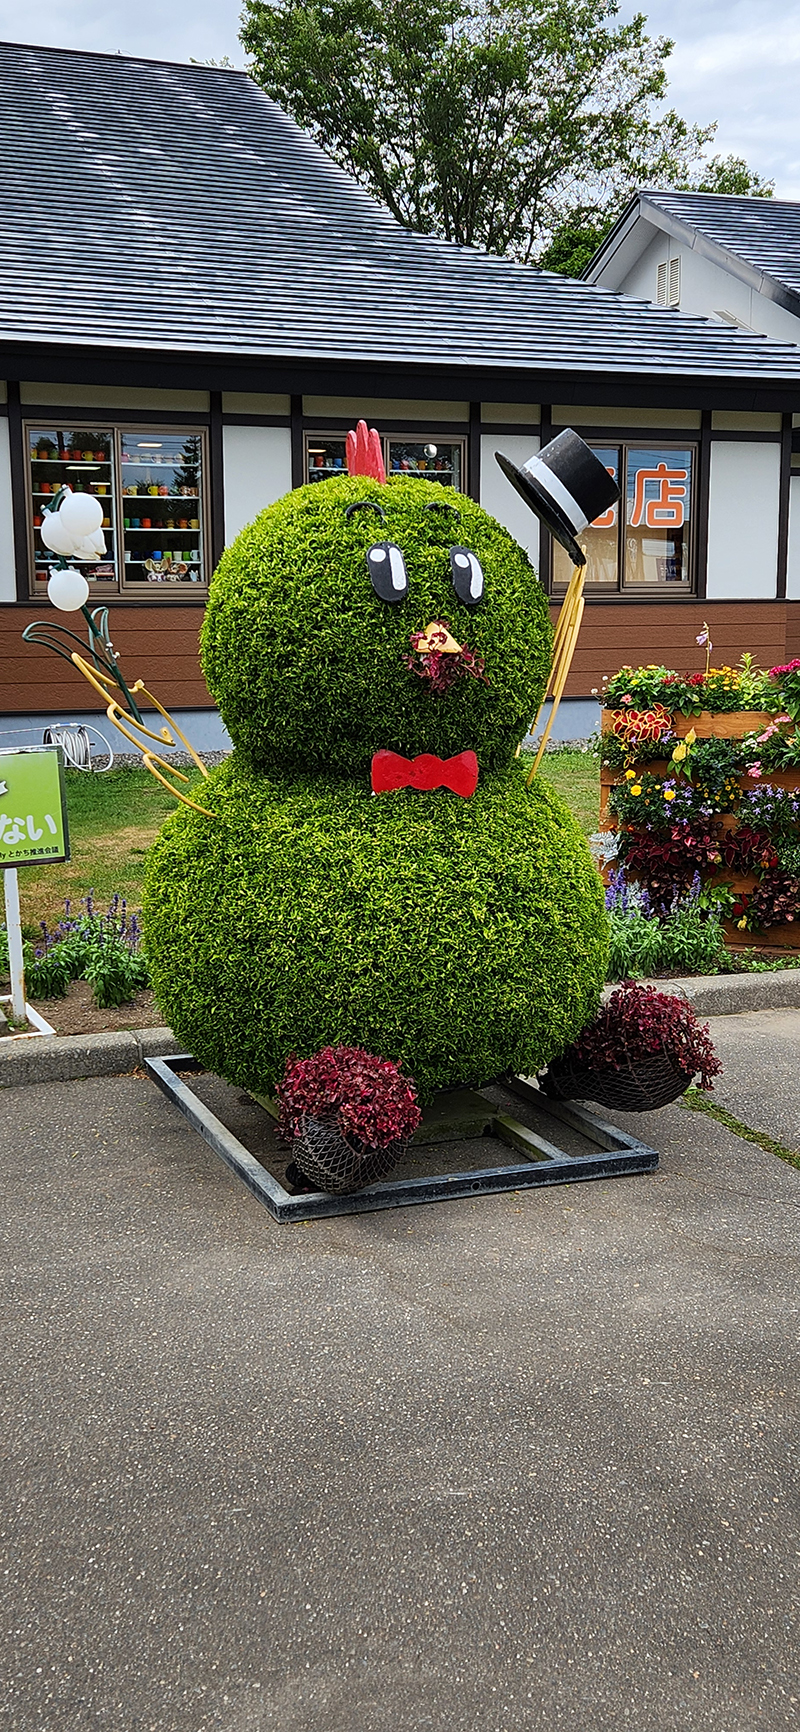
[3,41,800,380]
[637,191,800,316]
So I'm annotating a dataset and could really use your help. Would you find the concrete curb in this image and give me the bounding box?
[2,970,800,1088]
[0,1026,183,1088]
[605,968,800,1016]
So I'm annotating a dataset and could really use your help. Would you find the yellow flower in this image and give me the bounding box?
[685,728,697,746]
[625,769,636,780]
[663,788,676,801]
[672,742,687,762]
[737,917,748,930]
[630,784,642,796]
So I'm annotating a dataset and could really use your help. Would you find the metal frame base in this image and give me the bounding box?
[146,1056,659,1223]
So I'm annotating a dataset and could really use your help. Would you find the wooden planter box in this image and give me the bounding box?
[600,709,800,952]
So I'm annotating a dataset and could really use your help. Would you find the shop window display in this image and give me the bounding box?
[26,424,208,597]
[552,442,695,593]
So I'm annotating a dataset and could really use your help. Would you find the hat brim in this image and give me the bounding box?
[495,452,587,567]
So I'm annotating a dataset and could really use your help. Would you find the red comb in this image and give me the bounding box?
[346,420,386,483]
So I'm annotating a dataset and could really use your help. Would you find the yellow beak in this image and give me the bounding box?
[415,620,463,655]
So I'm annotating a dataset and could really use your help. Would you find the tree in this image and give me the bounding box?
[241,0,772,271]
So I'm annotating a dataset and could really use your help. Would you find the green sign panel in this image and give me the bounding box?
[0,747,70,869]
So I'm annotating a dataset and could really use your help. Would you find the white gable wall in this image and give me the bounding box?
[597,215,800,344]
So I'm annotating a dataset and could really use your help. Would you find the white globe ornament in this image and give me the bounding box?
[72,529,106,561]
[40,510,76,556]
[47,568,90,612]
[58,488,104,539]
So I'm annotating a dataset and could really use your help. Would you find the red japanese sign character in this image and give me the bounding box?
[630,462,688,529]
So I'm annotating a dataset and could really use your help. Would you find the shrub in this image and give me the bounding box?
[277,1046,421,1150]
[201,475,552,777]
[143,755,608,1104]
[561,981,721,1090]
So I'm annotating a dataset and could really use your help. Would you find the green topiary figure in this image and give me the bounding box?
[144,451,607,1102]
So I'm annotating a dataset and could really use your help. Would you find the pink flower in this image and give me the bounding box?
[747,764,762,779]
[755,727,776,743]
[620,693,633,705]
[696,631,708,646]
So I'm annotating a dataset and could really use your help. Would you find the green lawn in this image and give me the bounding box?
[16,767,176,933]
[12,751,601,936]
[533,748,600,837]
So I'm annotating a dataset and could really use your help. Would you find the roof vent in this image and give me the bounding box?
[657,257,681,308]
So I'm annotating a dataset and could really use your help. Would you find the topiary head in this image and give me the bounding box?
[201,473,552,776]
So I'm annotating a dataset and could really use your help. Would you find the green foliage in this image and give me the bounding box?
[241,0,736,266]
[20,895,148,1007]
[603,659,776,716]
[202,474,552,776]
[607,902,726,982]
[692,155,774,197]
[143,755,607,1103]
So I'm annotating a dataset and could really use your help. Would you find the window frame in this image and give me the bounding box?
[550,437,699,598]
[23,418,212,601]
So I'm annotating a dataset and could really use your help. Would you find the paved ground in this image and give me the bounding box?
[1,1012,798,1732]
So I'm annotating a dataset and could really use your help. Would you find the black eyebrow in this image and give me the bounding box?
[425,500,461,521]
[345,500,387,522]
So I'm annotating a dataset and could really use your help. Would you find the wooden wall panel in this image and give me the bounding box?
[551,600,797,695]
[0,606,211,713]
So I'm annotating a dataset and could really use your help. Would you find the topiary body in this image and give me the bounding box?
[144,474,607,1099]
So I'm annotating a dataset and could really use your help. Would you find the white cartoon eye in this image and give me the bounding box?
[367,542,408,603]
[450,546,484,606]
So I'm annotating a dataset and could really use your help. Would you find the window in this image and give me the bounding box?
[304,431,466,489]
[552,442,695,593]
[25,423,209,598]
[657,257,681,308]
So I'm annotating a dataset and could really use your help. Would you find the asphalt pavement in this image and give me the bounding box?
[1,1010,798,1731]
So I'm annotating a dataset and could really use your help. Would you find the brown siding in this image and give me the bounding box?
[552,600,796,696]
[0,606,211,713]
[3,598,800,715]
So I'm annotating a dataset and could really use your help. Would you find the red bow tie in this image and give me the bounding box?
[371,749,479,798]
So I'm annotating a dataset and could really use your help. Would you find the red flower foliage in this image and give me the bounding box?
[406,624,488,696]
[746,872,800,931]
[277,1045,421,1151]
[768,659,800,679]
[619,820,721,913]
[717,827,778,875]
[568,982,721,1091]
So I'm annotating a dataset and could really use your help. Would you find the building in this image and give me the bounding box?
[4,50,800,748]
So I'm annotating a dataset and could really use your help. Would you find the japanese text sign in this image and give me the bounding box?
[629,461,688,530]
[0,747,70,869]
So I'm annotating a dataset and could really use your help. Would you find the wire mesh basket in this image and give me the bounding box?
[293,1115,406,1195]
[541,1051,690,1113]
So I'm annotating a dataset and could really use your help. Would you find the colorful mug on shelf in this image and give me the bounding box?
[131,518,141,528]
[165,518,174,529]
[40,482,51,494]
[82,450,93,461]
[178,518,188,528]
[159,485,169,496]
[148,485,158,496]
[314,456,324,468]
[97,483,107,494]
[123,517,131,528]
[189,518,199,529]
[142,517,151,528]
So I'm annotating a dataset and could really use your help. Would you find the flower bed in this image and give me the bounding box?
[599,649,800,951]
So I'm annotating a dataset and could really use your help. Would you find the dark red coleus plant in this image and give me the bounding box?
[566,982,721,1091]
[277,1045,422,1151]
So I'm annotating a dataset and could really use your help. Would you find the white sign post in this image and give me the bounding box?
[3,867,26,1021]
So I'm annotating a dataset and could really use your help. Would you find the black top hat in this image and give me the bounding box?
[495,428,621,567]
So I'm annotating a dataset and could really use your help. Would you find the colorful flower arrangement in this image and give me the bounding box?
[602,656,800,937]
[550,981,721,1091]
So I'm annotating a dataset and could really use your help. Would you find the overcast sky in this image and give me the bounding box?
[1,0,798,198]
